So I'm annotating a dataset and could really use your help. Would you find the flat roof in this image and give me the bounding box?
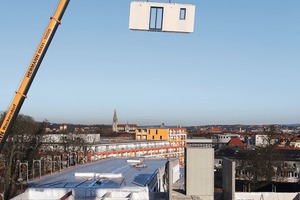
[28,158,168,189]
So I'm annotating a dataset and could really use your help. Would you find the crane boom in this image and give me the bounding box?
[0,0,70,152]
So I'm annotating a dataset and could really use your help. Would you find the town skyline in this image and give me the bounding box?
[1,1,299,126]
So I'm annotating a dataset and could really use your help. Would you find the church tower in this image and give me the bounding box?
[112,109,118,132]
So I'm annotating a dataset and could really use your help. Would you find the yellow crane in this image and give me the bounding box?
[0,0,70,152]
[0,0,196,152]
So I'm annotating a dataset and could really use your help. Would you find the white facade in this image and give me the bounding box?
[216,133,240,144]
[129,1,195,33]
[42,133,100,144]
[235,192,299,200]
[254,134,269,147]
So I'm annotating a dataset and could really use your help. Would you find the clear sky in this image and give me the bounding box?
[0,0,299,126]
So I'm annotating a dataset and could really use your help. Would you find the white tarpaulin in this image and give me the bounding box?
[235,192,299,200]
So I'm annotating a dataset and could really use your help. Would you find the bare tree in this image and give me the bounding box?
[241,128,283,191]
[0,113,45,199]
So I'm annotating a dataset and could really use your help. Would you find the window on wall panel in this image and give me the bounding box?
[150,7,163,30]
[180,8,186,20]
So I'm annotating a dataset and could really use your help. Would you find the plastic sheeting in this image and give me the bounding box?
[235,192,299,200]
[11,187,149,200]
[11,188,72,200]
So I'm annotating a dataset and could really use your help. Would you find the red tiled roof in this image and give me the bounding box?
[211,128,222,131]
[291,136,300,142]
[227,138,246,148]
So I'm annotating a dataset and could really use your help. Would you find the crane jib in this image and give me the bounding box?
[26,54,40,78]
[26,30,49,79]
[0,0,70,153]
[1,104,17,133]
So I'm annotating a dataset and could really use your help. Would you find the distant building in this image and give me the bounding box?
[135,128,169,141]
[290,136,300,148]
[169,128,187,146]
[254,134,271,147]
[136,127,187,165]
[216,133,240,148]
[112,109,137,133]
[210,127,223,134]
[39,132,101,152]
[59,124,68,131]
[227,138,246,148]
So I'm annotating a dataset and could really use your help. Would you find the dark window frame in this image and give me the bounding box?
[149,7,164,31]
[179,8,186,20]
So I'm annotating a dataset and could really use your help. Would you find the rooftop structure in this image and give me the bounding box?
[13,158,179,200]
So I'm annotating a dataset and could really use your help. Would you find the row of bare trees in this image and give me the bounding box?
[237,129,285,192]
[0,113,46,199]
[0,113,93,199]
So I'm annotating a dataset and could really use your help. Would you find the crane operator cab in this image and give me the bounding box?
[129,0,196,33]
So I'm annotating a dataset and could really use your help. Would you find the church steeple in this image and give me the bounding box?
[112,109,118,132]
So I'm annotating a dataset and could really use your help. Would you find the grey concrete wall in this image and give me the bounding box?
[222,158,235,200]
[185,147,214,200]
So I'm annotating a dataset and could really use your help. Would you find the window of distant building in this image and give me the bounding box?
[152,136,155,140]
[150,7,163,30]
[156,130,158,135]
[160,136,162,140]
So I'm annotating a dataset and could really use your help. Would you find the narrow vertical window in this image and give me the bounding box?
[150,7,163,30]
[180,8,186,20]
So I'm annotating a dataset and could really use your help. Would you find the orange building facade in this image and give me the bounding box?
[135,128,169,141]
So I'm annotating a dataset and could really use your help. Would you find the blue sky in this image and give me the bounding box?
[0,0,299,126]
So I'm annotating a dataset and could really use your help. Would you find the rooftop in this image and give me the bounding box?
[28,158,168,189]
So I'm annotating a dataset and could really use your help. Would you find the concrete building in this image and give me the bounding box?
[39,133,101,153]
[135,127,186,165]
[185,147,214,200]
[222,158,300,200]
[215,133,240,148]
[186,138,215,148]
[12,158,180,200]
[169,128,187,147]
[169,128,187,165]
